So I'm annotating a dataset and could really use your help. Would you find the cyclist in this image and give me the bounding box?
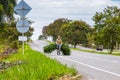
[56,36,62,55]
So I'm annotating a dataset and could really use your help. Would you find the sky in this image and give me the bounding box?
[16,0,120,40]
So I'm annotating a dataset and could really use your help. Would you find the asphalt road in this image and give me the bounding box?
[30,40,120,80]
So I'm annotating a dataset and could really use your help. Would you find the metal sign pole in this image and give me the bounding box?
[22,17,24,54]
[22,33,24,54]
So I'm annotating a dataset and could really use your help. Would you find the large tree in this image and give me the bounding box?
[60,20,91,48]
[93,6,120,54]
[42,18,71,41]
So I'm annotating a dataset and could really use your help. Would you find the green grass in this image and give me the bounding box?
[0,45,77,80]
[0,44,6,53]
[71,48,120,56]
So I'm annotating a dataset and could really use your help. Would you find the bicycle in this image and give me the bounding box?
[56,45,61,55]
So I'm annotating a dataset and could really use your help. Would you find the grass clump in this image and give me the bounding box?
[44,43,71,55]
[0,45,77,80]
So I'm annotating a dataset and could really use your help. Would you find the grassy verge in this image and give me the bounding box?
[71,48,120,56]
[0,44,6,53]
[0,45,77,80]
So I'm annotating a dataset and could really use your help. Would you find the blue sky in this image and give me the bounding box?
[16,0,120,40]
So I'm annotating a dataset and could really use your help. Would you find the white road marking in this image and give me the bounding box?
[59,56,120,77]
[112,61,120,63]
[74,53,120,63]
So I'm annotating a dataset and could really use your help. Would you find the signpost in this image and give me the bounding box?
[16,19,29,33]
[14,0,32,54]
[14,0,32,18]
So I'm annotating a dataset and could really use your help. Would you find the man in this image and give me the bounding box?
[56,36,62,55]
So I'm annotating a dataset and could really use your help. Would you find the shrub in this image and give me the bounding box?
[44,43,71,55]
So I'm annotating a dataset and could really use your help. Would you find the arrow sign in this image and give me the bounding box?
[16,19,29,33]
[14,0,32,17]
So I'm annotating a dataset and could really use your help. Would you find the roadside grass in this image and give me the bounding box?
[0,45,77,80]
[0,44,6,53]
[71,48,120,56]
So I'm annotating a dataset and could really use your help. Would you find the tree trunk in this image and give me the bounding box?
[116,42,118,50]
[109,44,114,54]
[109,49,113,54]
[74,44,77,48]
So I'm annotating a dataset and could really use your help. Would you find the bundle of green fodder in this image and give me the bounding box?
[43,43,71,55]
[43,43,56,53]
[61,44,71,55]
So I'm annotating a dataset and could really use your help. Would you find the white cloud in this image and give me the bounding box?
[16,0,120,40]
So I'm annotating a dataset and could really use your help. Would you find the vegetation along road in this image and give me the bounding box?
[30,40,120,80]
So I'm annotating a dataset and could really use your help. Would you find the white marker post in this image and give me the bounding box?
[14,0,32,54]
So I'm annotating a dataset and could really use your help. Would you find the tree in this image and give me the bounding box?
[0,0,17,47]
[42,18,71,41]
[0,22,34,48]
[0,0,16,23]
[60,20,91,48]
[93,6,120,54]
[86,28,96,48]
[0,0,34,49]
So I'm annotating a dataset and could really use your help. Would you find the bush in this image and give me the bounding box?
[44,43,71,55]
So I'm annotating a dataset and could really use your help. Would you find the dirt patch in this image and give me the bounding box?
[0,60,22,71]
[0,47,17,60]
[59,74,82,80]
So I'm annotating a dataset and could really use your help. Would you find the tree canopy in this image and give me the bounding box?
[60,20,91,48]
[93,6,120,54]
[0,0,16,23]
[42,18,71,41]
[42,18,91,48]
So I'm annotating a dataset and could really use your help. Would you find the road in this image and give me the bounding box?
[30,40,120,80]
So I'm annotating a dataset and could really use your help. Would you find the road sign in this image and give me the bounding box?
[16,19,29,33]
[18,36,27,41]
[15,0,32,54]
[14,0,32,17]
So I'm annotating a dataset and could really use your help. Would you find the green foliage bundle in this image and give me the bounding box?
[44,43,71,55]
[61,44,71,55]
[44,43,56,53]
